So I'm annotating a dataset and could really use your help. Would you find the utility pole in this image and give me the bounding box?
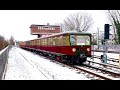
[97,27,99,50]
[92,33,96,64]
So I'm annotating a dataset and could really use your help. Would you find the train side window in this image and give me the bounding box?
[50,38,53,46]
[40,39,42,45]
[30,41,31,46]
[50,38,51,45]
[58,36,62,46]
[58,37,60,46]
[42,39,43,45]
[56,37,61,46]
[33,40,34,46]
[85,36,90,45]
[35,40,36,46]
[39,40,40,45]
[52,38,55,46]
[32,41,33,46]
[33,40,35,45]
[46,39,47,46]
[51,38,53,46]
[41,39,43,45]
[54,37,57,46]
[37,40,39,45]
[43,39,45,45]
[31,41,33,46]
[36,40,38,45]
[60,36,63,45]
[58,37,61,46]
[39,39,40,45]
[35,40,37,46]
[32,40,34,46]
[56,37,59,46]
[48,38,50,45]
[44,39,46,46]
[44,39,46,45]
[63,36,66,45]
[46,38,48,46]
[34,40,36,46]
[43,39,44,45]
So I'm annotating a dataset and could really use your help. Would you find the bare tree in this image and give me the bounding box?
[0,35,9,50]
[0,35,5,50]
[9,36,15,45]
[106,10,120,44]
[63,12,94,32]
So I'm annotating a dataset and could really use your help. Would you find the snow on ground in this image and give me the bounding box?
[87,51,120,79]
[4,46,89,80]
[92,52,119,60]
[91,51,120,66]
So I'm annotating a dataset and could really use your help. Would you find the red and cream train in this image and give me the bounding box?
[19,31,92,64]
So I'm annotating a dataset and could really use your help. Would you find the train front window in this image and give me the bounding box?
[70,35,91,45]
[76,36,85,45]
[70,35,76,45]
[85,36,90,45]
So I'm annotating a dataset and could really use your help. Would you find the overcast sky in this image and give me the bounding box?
[0,10,109,41]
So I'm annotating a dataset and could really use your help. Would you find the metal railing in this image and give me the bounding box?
[0,45,11,80]
[92,45,120,53]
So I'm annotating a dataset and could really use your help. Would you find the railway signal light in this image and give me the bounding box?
[104,24,110,39]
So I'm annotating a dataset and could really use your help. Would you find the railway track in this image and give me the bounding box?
[91,55,119,63]
[37,54,120,80]
[42,58,115,80]
[49,56,120,80]
[50,60,119,80]
[71,65,116,80]
[22,48,120,80]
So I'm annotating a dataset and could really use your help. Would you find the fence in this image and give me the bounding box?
[0,45,11,80]
[92,45,120,53]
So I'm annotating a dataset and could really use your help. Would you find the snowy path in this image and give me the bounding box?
[4,47,88,80]
[5,47,49,80]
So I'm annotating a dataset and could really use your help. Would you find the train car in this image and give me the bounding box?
[20,31,92,64]
[19,41,26,48]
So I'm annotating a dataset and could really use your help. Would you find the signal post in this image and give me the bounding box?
[102,24,110,64]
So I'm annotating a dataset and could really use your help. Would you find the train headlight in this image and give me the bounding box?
[72,48,76,52]
[87,48,90,52]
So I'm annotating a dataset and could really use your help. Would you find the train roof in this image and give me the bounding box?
[36,31,91,39]
[25,31,91,41]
